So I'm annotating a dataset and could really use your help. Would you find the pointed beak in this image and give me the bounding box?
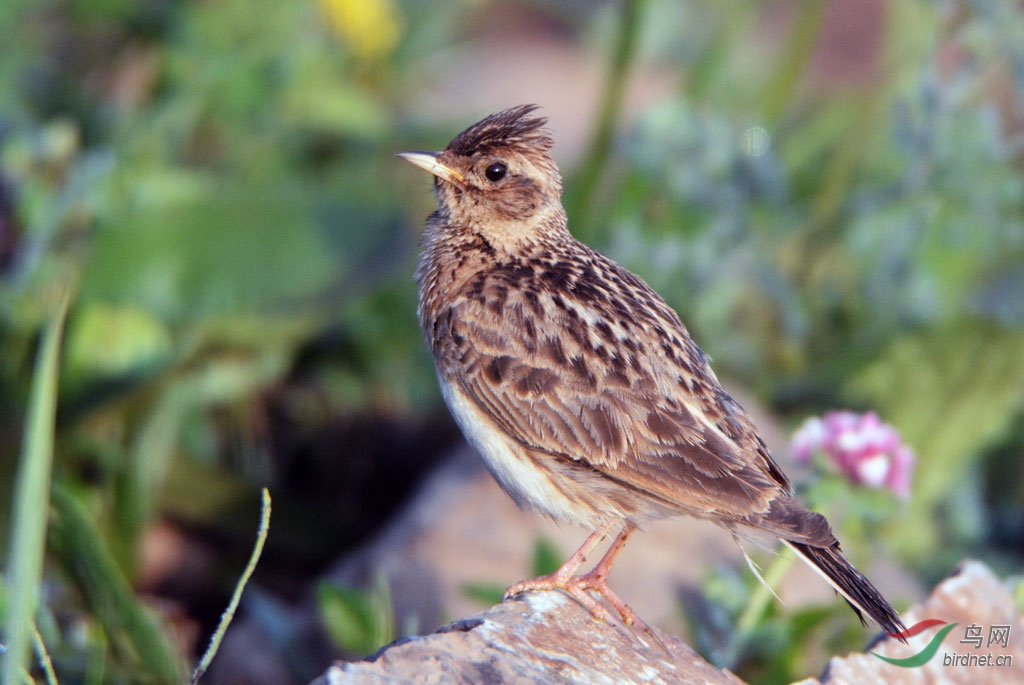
[396,151,464,185]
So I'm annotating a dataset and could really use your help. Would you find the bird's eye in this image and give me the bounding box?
[484,162,508,182]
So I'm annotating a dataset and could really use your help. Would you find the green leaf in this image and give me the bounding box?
[461,583,506,607]
[317,577,393,656]
[531,537,563,577]
[82,176,339,319]
[64,301,173,382]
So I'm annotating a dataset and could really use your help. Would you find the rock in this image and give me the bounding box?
[797,559,1024,685]
[311,590,744,685]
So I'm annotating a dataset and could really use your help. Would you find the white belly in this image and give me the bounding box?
[439,377,592,526]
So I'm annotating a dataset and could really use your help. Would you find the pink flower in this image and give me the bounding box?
[791,410,915,499]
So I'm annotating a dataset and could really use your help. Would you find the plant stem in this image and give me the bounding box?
[191,488,272,684]
[761,0,828,125]
[719,550,795,669]
[566,0,647,244]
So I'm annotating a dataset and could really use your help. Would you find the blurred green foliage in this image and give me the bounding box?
[317,573,393,658]
[0,0,1022,681]
[689,558,867,684]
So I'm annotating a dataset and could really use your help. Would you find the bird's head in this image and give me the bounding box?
[399,105,566,251]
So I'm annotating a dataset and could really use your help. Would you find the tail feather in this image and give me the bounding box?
[783,540,907,642]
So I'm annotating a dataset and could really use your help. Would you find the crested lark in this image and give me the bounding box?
[399,105,905,638]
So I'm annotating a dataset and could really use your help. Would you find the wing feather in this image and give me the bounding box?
[434,252,795,529]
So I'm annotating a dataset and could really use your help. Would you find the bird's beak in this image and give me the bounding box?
[397,151,464,185]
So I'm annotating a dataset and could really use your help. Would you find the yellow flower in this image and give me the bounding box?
[321,0,403,60]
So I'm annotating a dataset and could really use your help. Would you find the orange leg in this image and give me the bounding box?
[504,524,637,625]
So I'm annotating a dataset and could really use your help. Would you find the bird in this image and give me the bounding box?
[398,104,906,638]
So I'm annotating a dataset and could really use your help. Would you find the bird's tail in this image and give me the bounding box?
[783,539,907,642]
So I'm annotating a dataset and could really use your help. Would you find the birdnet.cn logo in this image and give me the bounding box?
[872,619,1013,668]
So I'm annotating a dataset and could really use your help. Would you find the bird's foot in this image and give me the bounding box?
[504,567,637,626]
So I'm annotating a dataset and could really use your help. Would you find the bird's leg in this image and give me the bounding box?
[504,524,637,625]
[570,525,636,625]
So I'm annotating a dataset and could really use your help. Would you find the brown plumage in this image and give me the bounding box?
[399,105,905,638]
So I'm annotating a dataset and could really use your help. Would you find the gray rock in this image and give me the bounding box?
[313,590,745,685]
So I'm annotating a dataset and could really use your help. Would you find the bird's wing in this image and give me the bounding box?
[437,257,807,533]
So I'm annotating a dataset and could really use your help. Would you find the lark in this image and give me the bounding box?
[399,105,905,638]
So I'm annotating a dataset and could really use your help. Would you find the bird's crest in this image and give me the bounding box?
[447,105,552,157]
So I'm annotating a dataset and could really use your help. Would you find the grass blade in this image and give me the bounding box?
[49,487,183,682]
[2,289,70,684]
